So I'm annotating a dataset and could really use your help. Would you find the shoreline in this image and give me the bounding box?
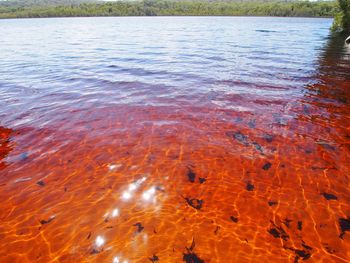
[0,15,334,20]
[0,0,337,20]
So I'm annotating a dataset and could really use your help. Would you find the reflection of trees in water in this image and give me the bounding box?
[0,126,13,170]
[310,33,350,105]
[294,32,350,147]
[318,33,350,77]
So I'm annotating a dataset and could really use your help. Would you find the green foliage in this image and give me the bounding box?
[0,0,96,7]
[0,0,339,19]
[332,0,350,32]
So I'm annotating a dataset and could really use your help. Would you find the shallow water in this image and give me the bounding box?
[0,17,350,262]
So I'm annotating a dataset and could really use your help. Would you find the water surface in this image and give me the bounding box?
[0,17,350,262]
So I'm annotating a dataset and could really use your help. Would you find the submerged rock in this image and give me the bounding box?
[339,217,350,239]
[183,239,205,263]
[187,168,196,183]
[321,192,338,201]
[297,221,303,231]
[149,254,159,262]
[252,142,264,153]
[294,249,311,261]
[246,182,254,191]
[133,222,144,233]
[230,216,238,223]
[262,162,272,170]
[248,119,256,128]
[199,177,206,184]
[263,134,274,143]
[268,221,289,241]
[284,243,313,262]
[40,215,55,225]
[184,197,203,210]
[19,152,29,161]
[36,180,45,187]
[226,131,249,146]
[268,201,278,207]
[183,252,205,263]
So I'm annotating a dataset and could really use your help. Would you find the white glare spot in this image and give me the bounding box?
[122,191,132,200]
[142,192,151,201]
[108,163,123,171]
[95,236,105,247]
[128,177,147,192]
[142,186,156,201]
[148,186,156,194]
[113,256,120,263]
[108,165,117,171]
[14,177,32,183]
[143,233,148,242]
[128,183,137,191]
[111,208,119,217]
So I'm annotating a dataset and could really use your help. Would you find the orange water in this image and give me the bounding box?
[0,18,350,263]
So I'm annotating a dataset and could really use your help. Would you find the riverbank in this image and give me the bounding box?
[0,1,339,19]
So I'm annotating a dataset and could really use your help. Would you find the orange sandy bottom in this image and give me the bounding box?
[1,75,350,262]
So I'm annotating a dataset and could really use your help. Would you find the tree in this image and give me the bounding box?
[332,0,350,33]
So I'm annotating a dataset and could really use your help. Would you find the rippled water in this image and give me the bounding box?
[0,17,350,262]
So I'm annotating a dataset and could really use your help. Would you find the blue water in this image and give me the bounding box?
[0,17,332,128]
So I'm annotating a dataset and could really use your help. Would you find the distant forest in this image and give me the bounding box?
[0,0,339,18]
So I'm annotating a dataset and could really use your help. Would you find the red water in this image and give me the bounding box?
[0,18,350,263]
